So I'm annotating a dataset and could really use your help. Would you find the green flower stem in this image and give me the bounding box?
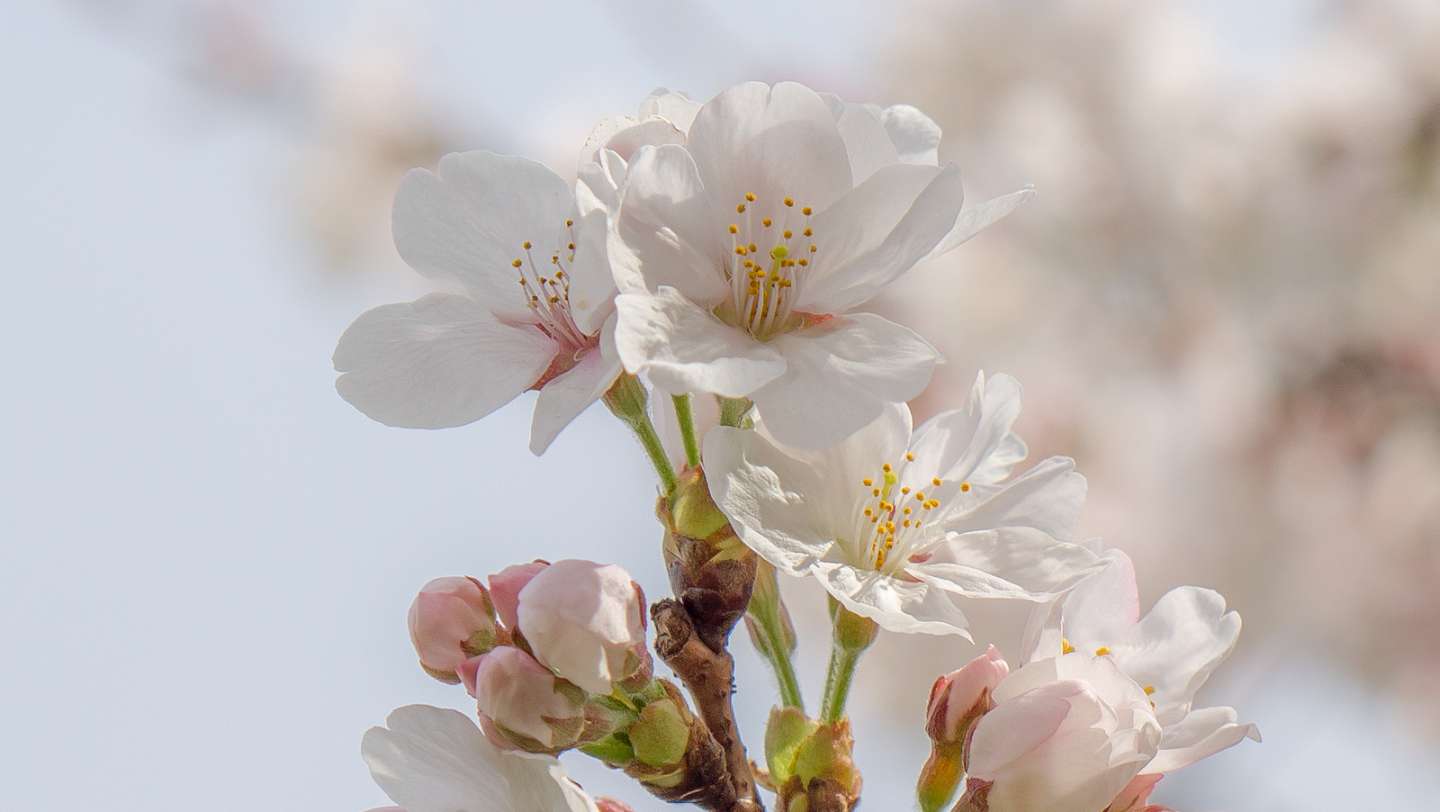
[820,644,863,723]
[604,374,677,495]
[671,394,701,467]
[754,605,805,710]
[718,396,753,428]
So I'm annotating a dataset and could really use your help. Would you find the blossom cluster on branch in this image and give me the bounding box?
[339,81,1258,812]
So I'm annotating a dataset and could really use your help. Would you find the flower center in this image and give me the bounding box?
[722,192,817,340]
[511,219,591,354]
[849,454,954,572]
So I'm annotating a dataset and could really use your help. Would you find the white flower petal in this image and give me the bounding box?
[931,187,1036,257]
[529,322,622,456]
[334,294,554,429]
[835,103,900,183]
[637,87,701,132]
[879,104,943,165]
[562,209,618,335]
[580,115,685,166]
[610,145,729,301]
[908,371,1028,489]
[393,152,572,320]
[361,705,595,812]
[576,148,626,218]
[1144,706,1261,774]
[613,287,785,397]
[703,425,836,573]
[801,163,966,314]
[753,313,938,449]
[945,456,1087,541]
[687,81,853,214]
[915,528,1104,600]
[813,559,974,637]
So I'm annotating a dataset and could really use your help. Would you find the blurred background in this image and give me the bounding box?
[3,0,1437,809]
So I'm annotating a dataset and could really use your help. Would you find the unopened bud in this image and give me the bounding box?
[407,577,499,682]
[487,560,548,629]
[460,647,588,754]
[926,645,1009,745]
[828,599,879,654]
[517,559,653,695]
[629,698,692,768]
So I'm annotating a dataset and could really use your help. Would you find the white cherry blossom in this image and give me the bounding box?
[703,371,1102,635]
[961,653,1163,812]
[1026,548,1261,774]
[333,150,621,455]
[361,704,597,812]
[610,80,984,447]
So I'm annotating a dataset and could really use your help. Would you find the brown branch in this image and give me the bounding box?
[652,598,763,812]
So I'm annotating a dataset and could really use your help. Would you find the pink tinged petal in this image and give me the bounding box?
[517,560,649,695]
[613,287,786,397]
[334,293,556,430]
[408,577,497,676]
[880,104,943,165]
[1144,706,1260,774]
[966,681,1075,779]
[928,645,1011,743]
[753,313,938,449]
[931,187,1036,257]
[488,562,550,631]
[361,704,596,812]
[812,559,976,637]
[529,321,623,456]
[914,527,1105,600]
[470,647,586,750]
[687,81,853,215]
[945,456,1087,541]
[702,425,836,574]
[610,145,729,301]
[392,152,572,321]
[562,210,619,336]
[799,163,965,314]
[834,103,900,184]
[907,371,1028,490]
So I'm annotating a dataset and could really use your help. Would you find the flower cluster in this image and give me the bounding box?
[339,81,1257,812]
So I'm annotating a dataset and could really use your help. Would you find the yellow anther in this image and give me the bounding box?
[932,477,942,487]
[1095,646,1111,656]
[803,227,813,237]
[915,492,926,502]
[511,259,523,268]
[745,192,756,202]
[1061,638,1076,654]
[737,203,747,213]
[872,488,881,497]
[567,242,575,250]
[901,486,911,495]
[555,270,565,278]
[798,258,809,267]
[783,197,795,207]
[802,206,812,215]
[783,229,793,239]
[903,506,912,515]
[1144,685,1156,696]
[882,463,893,473]
[522,241,533,250]
[549,296,560,304]
[749,243,758,252]
[762,217,773,227]
[960,482,971,493]
[903,519,912,528]
[565,219,574,227]
[729,224,739,234]
[735,246,747,256]
[862,478,874,487]
[810,244,818,253]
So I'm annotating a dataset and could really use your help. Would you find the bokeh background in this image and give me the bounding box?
[4,1,1438,809]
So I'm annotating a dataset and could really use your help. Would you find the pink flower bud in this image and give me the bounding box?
[488,561,549,629]
[407,577,499,681]
[596,798,636,812]
[926,645,1010,745]
[517,559,652,695]
[461,647,588,753]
